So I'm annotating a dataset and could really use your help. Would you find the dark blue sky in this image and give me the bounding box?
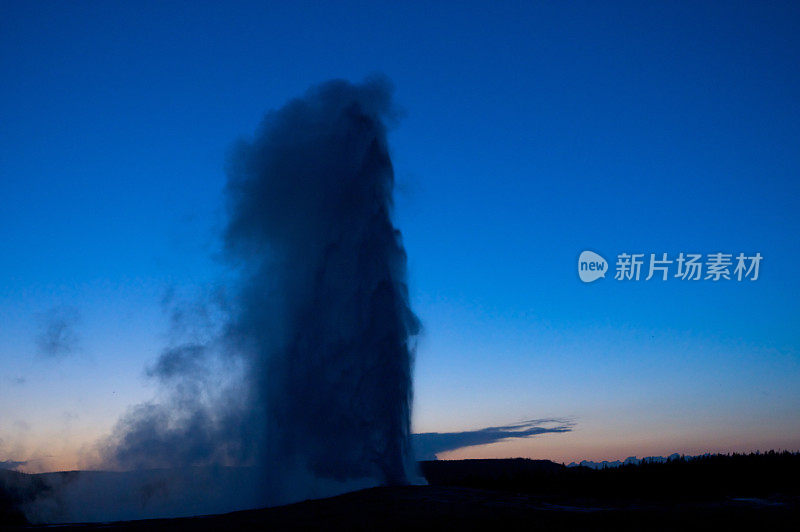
[1,1,799,470]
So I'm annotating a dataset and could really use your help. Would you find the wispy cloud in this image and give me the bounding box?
[412,418,575,460]
[35,306,81,358]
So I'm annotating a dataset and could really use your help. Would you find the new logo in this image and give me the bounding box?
[578,251,607,283]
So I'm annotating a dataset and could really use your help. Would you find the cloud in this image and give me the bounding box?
[412,419,575,460]
[35,306,81,358]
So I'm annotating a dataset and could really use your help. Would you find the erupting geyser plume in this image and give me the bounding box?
[226,76,420,488]
[37,77,423,521]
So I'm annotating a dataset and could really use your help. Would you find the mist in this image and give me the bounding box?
[22,77,420,522]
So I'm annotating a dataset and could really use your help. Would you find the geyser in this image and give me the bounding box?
[225,76,420,488]
[78,77,421,520]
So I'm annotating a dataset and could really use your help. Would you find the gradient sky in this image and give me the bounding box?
[1,1,799,472]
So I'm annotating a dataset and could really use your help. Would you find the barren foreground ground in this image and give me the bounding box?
[7,484,799,531]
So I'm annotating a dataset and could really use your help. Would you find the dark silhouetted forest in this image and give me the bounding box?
[421,451,800,502]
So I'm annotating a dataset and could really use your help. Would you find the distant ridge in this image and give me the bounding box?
[567,452,684,469]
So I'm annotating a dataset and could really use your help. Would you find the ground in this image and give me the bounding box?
[6,485,800,531]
